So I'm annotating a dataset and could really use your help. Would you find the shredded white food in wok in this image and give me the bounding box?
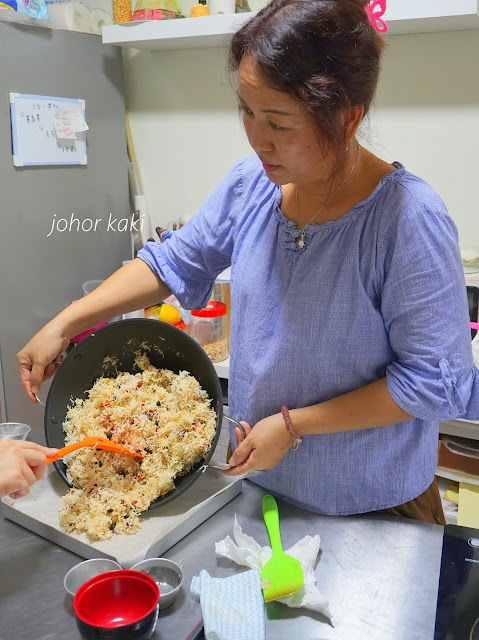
[59,354,216,540]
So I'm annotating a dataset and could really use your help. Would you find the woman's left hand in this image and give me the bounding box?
[222,413,292,476]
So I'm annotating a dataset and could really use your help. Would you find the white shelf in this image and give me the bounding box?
[436,468,479,488]
[102,13,254,50]
[439,419,479,441]
[213,356,229,380]
[102,0,479,50]
[384,0,479,34]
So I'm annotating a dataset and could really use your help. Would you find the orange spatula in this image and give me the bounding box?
[46,437,143,464]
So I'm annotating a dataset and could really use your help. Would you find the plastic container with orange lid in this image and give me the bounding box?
[190,301,228,363]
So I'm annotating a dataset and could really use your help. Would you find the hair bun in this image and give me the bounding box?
[352,0,370,8]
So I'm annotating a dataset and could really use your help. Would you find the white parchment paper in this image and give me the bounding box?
[1,466,241,567]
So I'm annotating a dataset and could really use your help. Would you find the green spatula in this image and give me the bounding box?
[261,494,304,602]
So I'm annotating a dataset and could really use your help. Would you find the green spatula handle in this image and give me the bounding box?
[262,494,283,554]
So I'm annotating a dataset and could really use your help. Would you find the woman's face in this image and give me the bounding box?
[237,55,332,186]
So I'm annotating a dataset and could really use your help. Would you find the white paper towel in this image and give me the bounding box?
[215,515,334,623]
[88,7,112,33]
[65,0,90,30]
[45,0,113,33]
[1,465,240,567]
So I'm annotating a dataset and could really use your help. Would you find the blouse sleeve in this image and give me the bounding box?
[378,187,479,421]
[137,158,246,310]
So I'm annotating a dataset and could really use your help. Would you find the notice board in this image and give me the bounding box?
[9,93,87,167]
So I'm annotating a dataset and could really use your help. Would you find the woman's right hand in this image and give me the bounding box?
[17,322,70,403]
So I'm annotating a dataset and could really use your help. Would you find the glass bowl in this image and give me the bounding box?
[0,423,31,440]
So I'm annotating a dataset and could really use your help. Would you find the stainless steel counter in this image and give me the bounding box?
[0,481,443,640]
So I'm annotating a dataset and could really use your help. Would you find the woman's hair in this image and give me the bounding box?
[229,0,386,171]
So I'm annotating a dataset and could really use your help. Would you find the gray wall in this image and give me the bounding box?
[0,24,131,441]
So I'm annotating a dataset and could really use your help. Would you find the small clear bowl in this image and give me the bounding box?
[130,558,183,609]
[0,423,31,440]
[64,558,122,596]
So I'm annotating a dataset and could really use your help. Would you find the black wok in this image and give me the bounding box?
[44,319,223,509]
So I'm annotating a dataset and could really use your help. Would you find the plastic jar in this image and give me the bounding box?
[212,269,231,347]
[191,301,228,362]
[82,279,104,296]
[112,0,131,23]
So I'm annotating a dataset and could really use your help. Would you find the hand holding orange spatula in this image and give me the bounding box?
[45,437,143,465]
[261,494,304,602]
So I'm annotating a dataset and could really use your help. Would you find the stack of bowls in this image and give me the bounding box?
[73,570,159,640]
[65,557,184,638]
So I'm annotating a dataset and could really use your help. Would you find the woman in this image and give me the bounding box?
[17,0,479,524]
[0,440,57,499]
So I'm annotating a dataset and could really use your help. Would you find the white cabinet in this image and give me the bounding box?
[102,0,479,50]
[439,419,479,441]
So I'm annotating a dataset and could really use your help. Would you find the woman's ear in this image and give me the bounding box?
[344,105,364,143]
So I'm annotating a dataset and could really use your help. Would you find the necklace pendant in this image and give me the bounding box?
[296,233,305,249]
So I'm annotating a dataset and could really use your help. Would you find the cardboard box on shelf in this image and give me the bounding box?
[437,439,479,480]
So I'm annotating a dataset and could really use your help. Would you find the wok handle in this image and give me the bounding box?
[223,415,246,440]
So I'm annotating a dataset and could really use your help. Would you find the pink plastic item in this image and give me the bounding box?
[70,323,108,344]
[365,0,388,33]
[132,8,178,20]
[471,322,479,330]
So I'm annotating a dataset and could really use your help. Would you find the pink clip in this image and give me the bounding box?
[365,0,388,33]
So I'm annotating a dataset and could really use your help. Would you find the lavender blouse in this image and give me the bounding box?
[138,155,479,515]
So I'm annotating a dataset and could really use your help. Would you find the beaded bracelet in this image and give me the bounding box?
[280,405,302,451]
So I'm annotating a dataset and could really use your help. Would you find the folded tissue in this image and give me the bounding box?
[191,569,265,640]
[215,515,333,621]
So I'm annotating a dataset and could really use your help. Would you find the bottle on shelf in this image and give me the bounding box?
[190,0,209,17]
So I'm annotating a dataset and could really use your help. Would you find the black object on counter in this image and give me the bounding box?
[434,524,479,640]
[44,319,223,510]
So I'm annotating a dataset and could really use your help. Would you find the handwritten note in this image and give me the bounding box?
[53,109,89,140]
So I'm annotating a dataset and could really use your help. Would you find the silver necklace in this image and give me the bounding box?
[295,145,361,249]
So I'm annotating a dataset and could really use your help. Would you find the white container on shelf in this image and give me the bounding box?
[82,279,104,296]
[208,0,236,14]
[122,309,145,319]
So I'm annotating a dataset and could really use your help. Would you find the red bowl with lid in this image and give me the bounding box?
[73,569,159,640]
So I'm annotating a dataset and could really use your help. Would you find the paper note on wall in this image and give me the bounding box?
[53,109,89,140]
[458,482,479,528]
